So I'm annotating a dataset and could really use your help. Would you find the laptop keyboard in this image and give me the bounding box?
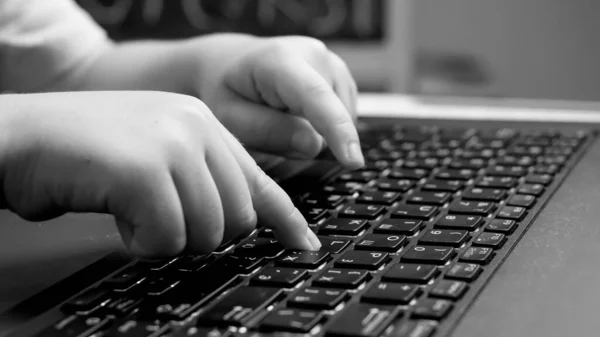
[36,124,593,337]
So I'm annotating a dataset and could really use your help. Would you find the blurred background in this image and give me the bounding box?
[77,0,600,101]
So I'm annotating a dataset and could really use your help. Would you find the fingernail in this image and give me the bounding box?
[291,128,319,157]
[347,140,365,168]
[305,228,321,250]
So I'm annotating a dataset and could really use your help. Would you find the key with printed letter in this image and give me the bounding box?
[412,299,453,320]
[429,280,468,300]
[261,308,323,333]
[317,237,351,253]
[374,219,423,235]
[459,247,494,264]
[319,219,368,236]
[462,187,506,202]
[325,303,401,337]
[356,191,401,206]
[335,251,389,270]
[250,267,308,288]
[355,234,406,252]
[496,206,527,220]
[338,204,386,220]
[276,251,330,269]
[406,191,451,206]
[485,219,517,234]
[445,263,482,282]
[288,287,348,310]
[419,230,469,247]
[362,282,421,305]
[435,215,483,231]
[312,268,369,289]
[198,286,282,326]
[402,246,455,265]
[382,264,439,284]
[392,205,438,220]
[449,200,495,216]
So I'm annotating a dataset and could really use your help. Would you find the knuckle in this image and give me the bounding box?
[304,82,331,97]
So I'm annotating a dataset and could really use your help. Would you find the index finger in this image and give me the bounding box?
[214,121,321,251]
[267,59,365,169]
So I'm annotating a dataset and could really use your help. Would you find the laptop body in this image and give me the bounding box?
[2,95,600,337]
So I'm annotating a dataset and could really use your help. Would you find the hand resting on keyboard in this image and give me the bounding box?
[0,91,325,257]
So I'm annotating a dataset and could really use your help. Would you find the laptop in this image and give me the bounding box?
[2,94,600,337]
[4,1,600,337]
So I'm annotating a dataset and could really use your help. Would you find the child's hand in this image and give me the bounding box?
[0,91,319,257]
[186,34,363,168]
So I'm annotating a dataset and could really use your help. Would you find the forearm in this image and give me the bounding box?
[47,40,197,95]
[48,33,258,97]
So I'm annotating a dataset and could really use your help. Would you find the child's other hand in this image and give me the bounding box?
[0,91,319,257]
[188,35,363,169]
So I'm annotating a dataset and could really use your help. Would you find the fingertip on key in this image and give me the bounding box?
[346,140,365,169]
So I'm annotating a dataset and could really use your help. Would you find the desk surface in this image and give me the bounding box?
[2,94,600,336]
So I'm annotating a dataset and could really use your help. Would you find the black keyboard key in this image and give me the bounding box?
[139,268,239,320]
[429,280,468,300]
[218,255,264,273]
[517,183,545,196]
[319,219,368,236]
[407,191,451,206]
[473,232,507,249]
[377,178,415,192]
[144,274,180,296]
[486,165,526,177]
[301,207,329,223]
[338,204,386,220]
[389,320,437,337]
[62,288,109,313]
[276,251,330,269]
[447,158,486,170]
[445,263,482,282]
[412,299,453,320]
[40,315,111,337]
[497,206,527,220]
[199,286,282,326]
[362,282,421,305]
[356,191,401,206]
[422,179,463,192]
[476,176,516,188]
[449,200,495,216]
[136,257,178,272]
[106,318,168,337]
[261,308,323,333]
[323,182,362,195]
[382,264,439,284]
[462,187,506,202]
[508,194,536,208]
[525,173,553,185]
[102,296,142,317]
[258,228,275,238]
[313,268,369,289]
[325,303,400,337]
[337,171,379,183]
[288,287,348,309]
[391,205,438,220]
[234,237,284,259]
[251,267,308,287]
[435,215,483,231]
[402,246,455,265]
[435,168,475,181]
[419,230,469,248]
[174,255,212,273]
[485,219,517,234]
[374,219,423,235]
[103,267,145,292]
[478,128,517,141]
[459,247,494,265]
[388,168,430,180]
[335,251,389,270]
[356,234,406,252]
[317,237,351,253]
[533,164,559,174]
[495,155,534,167]
[303,194,346,209]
